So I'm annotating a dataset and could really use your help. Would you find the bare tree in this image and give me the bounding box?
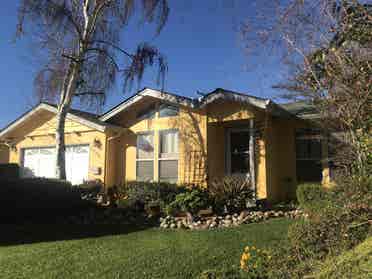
[16,0,169,179]
[241,0,371,175]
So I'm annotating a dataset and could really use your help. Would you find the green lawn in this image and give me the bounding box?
[0,219,292,279]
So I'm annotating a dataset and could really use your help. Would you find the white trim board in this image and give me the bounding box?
[0,103,112,140]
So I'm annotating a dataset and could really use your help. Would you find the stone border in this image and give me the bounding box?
[160,209,305,230]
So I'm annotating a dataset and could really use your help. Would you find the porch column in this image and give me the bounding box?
[249,118,256,195]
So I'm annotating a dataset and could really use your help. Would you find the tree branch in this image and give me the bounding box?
[75,91,104,97]
[62,53,81,63]
[49,0,83,41]
[88,0,113,38]
[90,40,134,59]
[85,47,121,71]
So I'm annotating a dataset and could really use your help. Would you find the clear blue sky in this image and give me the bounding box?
[0,1,287,129]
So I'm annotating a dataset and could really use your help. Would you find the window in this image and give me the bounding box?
[136,132,154,181]
[136,104,156,121]
[159,103,179,118]
[296,130,322,160]
[159,130,178,182]
[295,129,322,182]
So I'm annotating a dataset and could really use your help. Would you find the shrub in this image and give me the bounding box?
[166,188,210,216]
[0,177,88,223]
[269,175,372,278]
[315,236,372,279]
[296,183,331,215]
[209,176,254,214]
[289,176,371,260]
[266,244,315,279]
[121,181,187,213]
[0,163,20,179]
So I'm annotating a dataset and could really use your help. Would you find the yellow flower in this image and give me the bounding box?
[251,246,256,250]
[241,253,250,261]
[240,260,247,270]
[244,246,250,252]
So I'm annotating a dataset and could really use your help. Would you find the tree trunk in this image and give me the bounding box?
[55,64,80,180]
[55,105,69,179]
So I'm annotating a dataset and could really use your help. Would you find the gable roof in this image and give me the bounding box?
[100,87,286,121]
[100,88,196,121]
[198,88,271,109]
[0,103,122,140]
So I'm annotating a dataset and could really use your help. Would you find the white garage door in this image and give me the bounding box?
[22,145,89,185]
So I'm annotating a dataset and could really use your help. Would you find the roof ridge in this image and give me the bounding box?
[207,88,270,101]
[41,102,100,118]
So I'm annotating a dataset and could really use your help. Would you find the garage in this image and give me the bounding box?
[22,145,89,185]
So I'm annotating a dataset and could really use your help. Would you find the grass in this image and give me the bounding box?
[0,218,292,279]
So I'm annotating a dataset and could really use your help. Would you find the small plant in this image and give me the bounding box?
[240,246,271,278]
[166,188,210,216]
[209,176,254,214]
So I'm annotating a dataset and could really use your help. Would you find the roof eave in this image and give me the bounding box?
[0,103,110,140]
[198,91,271,110]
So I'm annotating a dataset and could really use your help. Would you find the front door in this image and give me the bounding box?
[226,129,250,176]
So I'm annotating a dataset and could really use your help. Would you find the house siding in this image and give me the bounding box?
[267,118,328,201]
[0,144,9,163]
[107,98,208,186]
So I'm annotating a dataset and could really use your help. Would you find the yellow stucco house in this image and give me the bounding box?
[0,88,331,202]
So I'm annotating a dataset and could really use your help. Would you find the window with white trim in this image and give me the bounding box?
[159,130,178,182]
[136,132,154,181]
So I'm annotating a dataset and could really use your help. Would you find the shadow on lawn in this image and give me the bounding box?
[0,178,156,247]
[0,223,154,247]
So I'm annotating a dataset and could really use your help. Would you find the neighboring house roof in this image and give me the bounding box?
[0,103,122,140]
[279,101,320,119]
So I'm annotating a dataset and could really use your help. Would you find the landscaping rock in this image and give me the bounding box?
[157,208,305,230]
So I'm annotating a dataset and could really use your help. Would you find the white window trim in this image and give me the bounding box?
[136,131,155,181]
